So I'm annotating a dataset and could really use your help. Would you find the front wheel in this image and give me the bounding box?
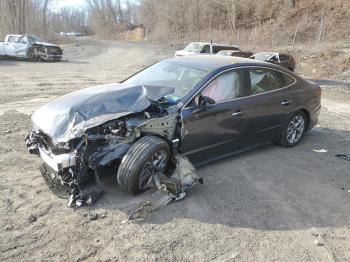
[280,111,307,147]
[117,136,170,195]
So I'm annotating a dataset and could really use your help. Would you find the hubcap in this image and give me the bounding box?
[139,150,168,190]
[287,115,305,144]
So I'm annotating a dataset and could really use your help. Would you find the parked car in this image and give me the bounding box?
[175,42,239,57]
[26,56,321,200]
[0,34,63,61]
[250,52,296,71]
[216,50,253,58]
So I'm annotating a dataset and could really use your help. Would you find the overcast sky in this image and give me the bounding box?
[52,0,138,10]
[52,0,87,10]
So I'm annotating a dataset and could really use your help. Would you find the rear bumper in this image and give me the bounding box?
[309,104,321,130]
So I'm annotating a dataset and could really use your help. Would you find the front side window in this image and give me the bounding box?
[249,68,294,95]
[201,45,210,54]
[279,54,290,61]
[201,70,242,102]
[27,35,42,44]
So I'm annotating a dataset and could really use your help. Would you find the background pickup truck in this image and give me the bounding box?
[0,34,63,61]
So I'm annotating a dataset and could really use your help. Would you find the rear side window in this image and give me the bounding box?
[249,68,294,95]
[201,70,243,102]
[279,54,290,61]
[201,45,210,54]
[8,36,19,43]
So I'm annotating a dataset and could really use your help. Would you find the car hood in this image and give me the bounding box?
[175,50,200,57]
[33,41,60,47]
[31,83,175,143]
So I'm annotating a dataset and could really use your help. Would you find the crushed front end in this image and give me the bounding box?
[25,84,201,207]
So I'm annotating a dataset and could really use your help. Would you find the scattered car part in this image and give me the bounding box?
[335,154,350,161]
[313,148,328,153]
[128,154,202,220]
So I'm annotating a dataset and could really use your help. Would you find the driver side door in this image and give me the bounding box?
[15,36,29,57]
[180,68,250,164]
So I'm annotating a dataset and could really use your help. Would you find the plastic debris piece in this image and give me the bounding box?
[313,149,328,153]
[28,215,37,224]
[88,213,98,220]
[128,154,203,220]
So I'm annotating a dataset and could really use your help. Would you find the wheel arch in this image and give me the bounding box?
[297,108,310,130]
[140,132,175,153]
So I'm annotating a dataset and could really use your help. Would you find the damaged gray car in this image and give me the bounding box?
[0,34,63,61]
[26,56,321,205]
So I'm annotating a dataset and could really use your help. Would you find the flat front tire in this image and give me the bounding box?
[280,111,307,147]
[117,136,170,195]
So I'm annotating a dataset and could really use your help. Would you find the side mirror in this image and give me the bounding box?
[193,95,216,114]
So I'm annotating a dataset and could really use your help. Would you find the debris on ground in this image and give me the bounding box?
[27,215,37,224]
[314,237,325,246]
[128,154,203,220]
[68,189,104,208]
[313,149,328,153]
[335,154,350,161]
[88,213,98,221]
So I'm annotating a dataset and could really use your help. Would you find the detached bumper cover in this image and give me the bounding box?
[38,146,76,172]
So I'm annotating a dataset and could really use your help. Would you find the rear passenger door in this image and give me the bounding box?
[242,67,296,144]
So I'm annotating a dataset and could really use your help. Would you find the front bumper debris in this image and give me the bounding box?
[38,146,76,172]
[128,154,203,220]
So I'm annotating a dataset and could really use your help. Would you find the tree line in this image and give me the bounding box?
[138,0,297,41]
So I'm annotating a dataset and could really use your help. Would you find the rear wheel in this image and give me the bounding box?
[280,111,307,147]
[117,136,170,195]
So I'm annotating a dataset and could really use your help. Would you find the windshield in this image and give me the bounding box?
[184,42,205,53]
[27,35,42,44]
[123,61,208,104]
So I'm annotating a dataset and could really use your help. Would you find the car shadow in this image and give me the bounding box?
[0,59,19,66]
[81,126,350,231]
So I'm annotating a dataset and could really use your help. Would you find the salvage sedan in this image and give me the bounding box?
[26,56,321,202]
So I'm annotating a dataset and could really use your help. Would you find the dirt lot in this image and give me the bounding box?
[0,38,350,261]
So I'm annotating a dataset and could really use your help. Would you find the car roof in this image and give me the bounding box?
[188,42,239,48]
[165,55,269,72]
[253,52,278,56]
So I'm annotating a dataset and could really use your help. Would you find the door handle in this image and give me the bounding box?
[232,109,248,117]
[281,100,292,106]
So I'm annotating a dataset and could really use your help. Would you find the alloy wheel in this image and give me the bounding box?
[138,150,168,190]
[287,114,305,144]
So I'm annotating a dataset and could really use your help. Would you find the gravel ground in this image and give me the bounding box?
[0,38,349,261]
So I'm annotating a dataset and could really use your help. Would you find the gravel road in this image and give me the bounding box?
[0,38,349,261]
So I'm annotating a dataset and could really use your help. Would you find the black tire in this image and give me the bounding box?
[26,47,35,61]
[39,163,71,199]
[280,110,307,147]
[117,136,170,195]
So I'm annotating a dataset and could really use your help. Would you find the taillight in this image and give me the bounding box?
[316,85,322,96]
